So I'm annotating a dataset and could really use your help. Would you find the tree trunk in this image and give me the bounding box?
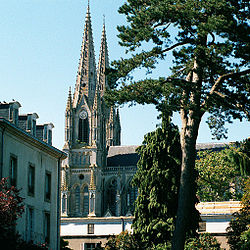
[171,115,201,250]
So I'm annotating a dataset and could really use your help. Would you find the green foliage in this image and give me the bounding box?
[60,237,72,250]
[184,233,221,250]
[106,0,250,140]
[132,118,199,248]
[196,148,247,201]
[227,178,250,250]
[241,178,250,207]
[228,138,250,176]
[106,0,249,248]
[239,227,250,250]
[104,231,140,250]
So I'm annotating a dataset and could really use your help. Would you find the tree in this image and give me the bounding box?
[132,117,199,248]
[184,233,221,250]
[105,1,249,248]
[0,178,48,250]
[104,231,140,250]
[227,138,250,176]
[227,178,250,250]
[196,148,247,201]
[0,177,24,242]
[60,237,72,250]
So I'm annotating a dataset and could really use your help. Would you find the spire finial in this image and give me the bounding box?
[87,0,90,14]
[89,165,96,190]
[66,86,73,111]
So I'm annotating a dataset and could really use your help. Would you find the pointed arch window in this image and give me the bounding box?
[83,186,89,216]
[127,183,138,214]
[75,186,80,215]
[78,116,89,144]
[108,179,117,216]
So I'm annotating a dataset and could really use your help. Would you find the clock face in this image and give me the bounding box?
[79,110,88,120]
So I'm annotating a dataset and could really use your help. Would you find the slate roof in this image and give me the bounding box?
[107,146,139,167]
[107,143,228,167]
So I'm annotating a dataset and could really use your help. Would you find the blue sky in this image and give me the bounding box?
[1,0,249,149]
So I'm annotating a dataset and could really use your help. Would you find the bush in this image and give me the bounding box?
[104,231,140,250]
[227,178,250,250]
[184,233,221,250]
[239,227,250,250]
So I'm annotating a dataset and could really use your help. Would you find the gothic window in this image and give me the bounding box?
[75,186,80,215]
[107,179,117,216]
[83,186,89,216]
[127,183,138,214]
[78,118,89,143]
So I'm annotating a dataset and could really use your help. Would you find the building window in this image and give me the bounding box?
[198,221,206,232]
[27,116,32,130]
[62,193,67,214]
[108,179,117,216]
[87,224,94,234]
[28,164,35,196]
[45,172,51,201]
[26,207,34,242]
[14,108,18,125]
[44,126,48,141]
[78,118,89,143]
[75,186,80,215]
[32,119,36,136]
[83,186,89,216]
[9,106,13,120]
[127,183,138,214]
[48,129,52,145]
[44,212,50,244]
[10,155,17,186]
[85,243,96,250]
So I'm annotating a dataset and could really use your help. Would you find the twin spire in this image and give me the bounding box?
[73,3,109,108]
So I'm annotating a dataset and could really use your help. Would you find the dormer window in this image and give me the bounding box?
[14,109,18,125]
[48,129,52,145]
[27,116,32,130]
[41,123,54,145]
[9,106,13,120]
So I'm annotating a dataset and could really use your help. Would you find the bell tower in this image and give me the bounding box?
[62,2,121,218]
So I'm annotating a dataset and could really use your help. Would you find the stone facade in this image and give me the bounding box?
[0,102,67,250]
[61,4,139,219]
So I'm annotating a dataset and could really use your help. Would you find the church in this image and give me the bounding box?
[60,3,138,219]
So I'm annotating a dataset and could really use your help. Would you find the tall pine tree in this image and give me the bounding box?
[105,1,249,248]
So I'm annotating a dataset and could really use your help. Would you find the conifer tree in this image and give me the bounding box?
[105,1,249,248]
[132,116,199,248]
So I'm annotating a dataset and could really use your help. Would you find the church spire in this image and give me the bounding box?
[66,87,72,111]
[73,2,96,107]
[97,17,109,97]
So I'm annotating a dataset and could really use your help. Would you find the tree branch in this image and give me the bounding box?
[161,40,191,54]
[201,68,250,112]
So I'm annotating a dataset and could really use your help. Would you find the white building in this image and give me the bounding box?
[0,101,67,250]
[61,201,242,250]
